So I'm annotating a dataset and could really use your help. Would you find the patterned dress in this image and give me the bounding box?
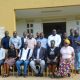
[54,46,74,77]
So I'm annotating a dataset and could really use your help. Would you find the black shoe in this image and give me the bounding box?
[23,74,27,77]
[39,73,43,77]
[68,73,71,77]
[35,74,39,77]
[18,74,22,76]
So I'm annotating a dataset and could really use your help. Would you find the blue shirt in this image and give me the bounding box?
[9,36,22,49]
[37,38,48,49]
[1,36,10,49]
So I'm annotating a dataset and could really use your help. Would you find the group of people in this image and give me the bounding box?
[0,28,79,78]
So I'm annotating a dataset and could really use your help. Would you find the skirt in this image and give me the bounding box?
[5,58,16,66]
[54,58,72,77]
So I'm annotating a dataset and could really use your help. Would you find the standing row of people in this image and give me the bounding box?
[0,28,79,78]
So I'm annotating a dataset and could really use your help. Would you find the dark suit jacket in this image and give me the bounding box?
[21,37,25,49]
[32,47,46,60]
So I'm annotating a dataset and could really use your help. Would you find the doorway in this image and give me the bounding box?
[43,22,66,38]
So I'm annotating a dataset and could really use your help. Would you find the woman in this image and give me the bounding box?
[3,44,18,77]
[54,39,75,77]
[47,40,60,78]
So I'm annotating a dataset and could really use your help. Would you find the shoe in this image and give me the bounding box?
[39,73,43,77]
[3,74,9,77]
[48,74,53,78]
[23,74,27,77]
[77,70,80,74]
[18,74,22,76]
[68,73,71,77]
[34,74,39,77]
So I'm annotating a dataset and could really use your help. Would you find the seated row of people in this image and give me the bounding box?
[0,38,75,78]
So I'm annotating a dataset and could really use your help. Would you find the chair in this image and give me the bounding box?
[71,63,76,77]
[1,64,15,76]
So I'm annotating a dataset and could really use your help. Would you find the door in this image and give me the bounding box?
[43,22,66,38]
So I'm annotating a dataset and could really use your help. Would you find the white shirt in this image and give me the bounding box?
[24,37,27,43]
[0,48,5,60]
[37,48,40,59]
[60,46,74,59]
[9,36,22,49]
[48,34,61,47]
[18,48,33,61]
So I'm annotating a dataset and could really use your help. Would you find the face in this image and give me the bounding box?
[10,44,14,49]
[36,32,40,37]
[28,34,32,39]
[24,44,28,49]
[13,31,17,38]
[74,30,79,36]
[52,29,56,36]
[37,41,41,48]
[51,41,55,48]
[5,31,9,37]
[70,29,74,35]
[40,33,44,38]
[23,32,27,38]
[63,32,67,38]
[64,42,69,47]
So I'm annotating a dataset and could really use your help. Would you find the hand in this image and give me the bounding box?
[35,59,40,63]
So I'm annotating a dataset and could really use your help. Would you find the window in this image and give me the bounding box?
[26,23,33,34]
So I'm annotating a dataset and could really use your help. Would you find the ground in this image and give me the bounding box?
[0,74,80,80]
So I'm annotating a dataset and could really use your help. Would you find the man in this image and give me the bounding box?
[30,41,46,76]
[48,29,61,47]
[37,32,48,49]
[35,32,40,40]
[61,32,68,47]
[27,33,36,50]
[1,31,10,49]
[68,28,75,48]
[9,31,21,52]
[74,29,80,73]
[16,43,33,77]
[0,43,5,75]
[21,31,27,48]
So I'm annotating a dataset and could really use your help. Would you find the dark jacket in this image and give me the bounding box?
[7,48,16,58]
[32,47,46,60]
[21,37,25,49]
[47,47,60,61]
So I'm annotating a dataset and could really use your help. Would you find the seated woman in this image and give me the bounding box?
[47,40,60,78]
[54,39,75,78]
[3,44,18,77]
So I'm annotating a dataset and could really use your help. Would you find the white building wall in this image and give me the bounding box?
[16,19,80,37]
[16,19,43,37]
[16,19,27,37]
[66,20,80,36]
[33,22,43,37]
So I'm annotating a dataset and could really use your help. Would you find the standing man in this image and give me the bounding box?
[48,29,61,47]
[27,33,36,50]
[35,32,40,40]
[1,31,10,54]
[68,28,75,48]
[9,31,21,52]
[37,32,48,49]
[21,31,27,49]
[16,43,33,77]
